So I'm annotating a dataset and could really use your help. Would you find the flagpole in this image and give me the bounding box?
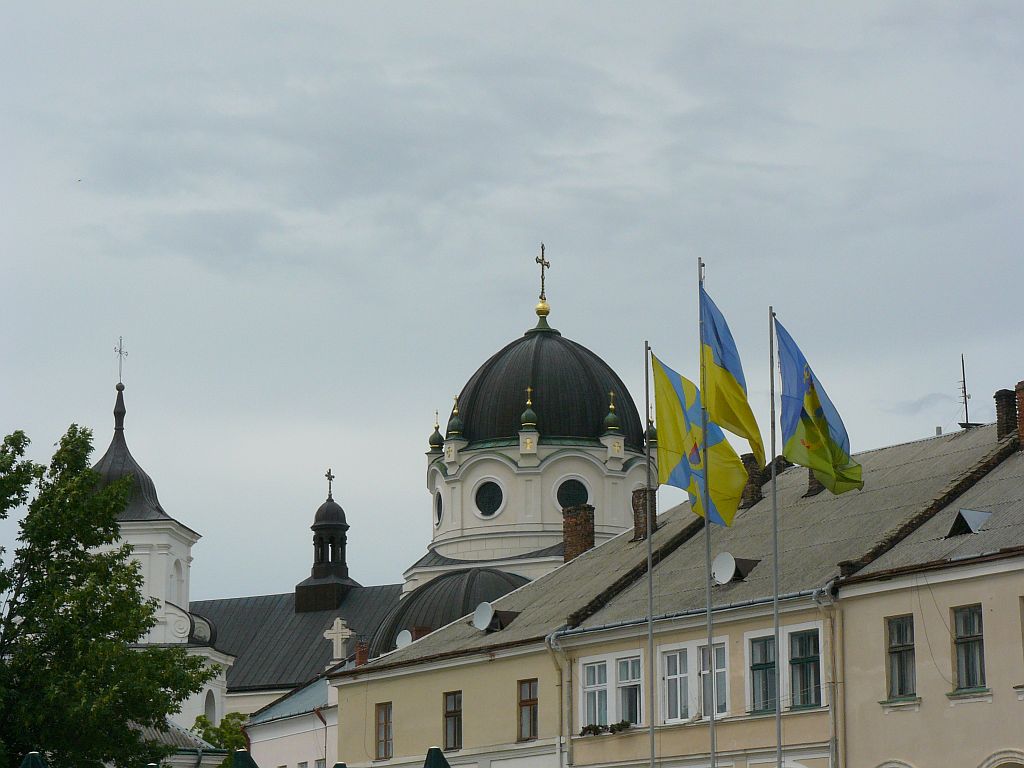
[770,307,782,768]
[698,257,716,768]
[644,340,655,768]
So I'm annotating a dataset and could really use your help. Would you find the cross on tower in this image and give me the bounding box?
[114,336,128,384]
[526,385,533,406]
[535,243,550,300]
[608,390,616,412]
[325,468,335,499]
[323,617,354,661]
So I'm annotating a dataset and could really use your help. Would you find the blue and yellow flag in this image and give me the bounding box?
[652,354,748,526]
[699,286,766,468]
[776,319,863,494]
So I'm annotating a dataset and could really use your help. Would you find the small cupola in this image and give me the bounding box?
[521,386,538,429]
[446,397,464,438]
[428,412,444,452]
[295,468,361,613]
[603,391,621,434]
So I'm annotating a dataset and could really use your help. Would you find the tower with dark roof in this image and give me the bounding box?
[295,471,361,612]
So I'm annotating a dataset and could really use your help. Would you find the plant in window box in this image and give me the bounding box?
[579,724,607,736]
[608,720,633,734]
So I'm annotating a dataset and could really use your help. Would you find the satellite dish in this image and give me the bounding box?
[395,629,413,649]
[711,552,737,585]
[472,601,495,631]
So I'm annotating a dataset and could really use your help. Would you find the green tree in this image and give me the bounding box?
[192,712,248,766]
[0,426,215,768]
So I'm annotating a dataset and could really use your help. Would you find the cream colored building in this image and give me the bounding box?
[334,384,1024,768]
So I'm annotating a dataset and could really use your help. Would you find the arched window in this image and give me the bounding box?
[204,690,216,724]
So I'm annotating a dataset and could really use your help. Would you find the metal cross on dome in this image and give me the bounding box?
[114,336,128,384]
[535,243,550,300]
[325,468,335,499]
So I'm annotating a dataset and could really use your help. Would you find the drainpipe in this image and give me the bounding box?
[545,628,571,768]
[193,748,204,768]
[812,579,842,768]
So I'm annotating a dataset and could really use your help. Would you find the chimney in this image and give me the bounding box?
[739,453,763,508]
[355,640,369,667]
[411,626,432,641]
[995,389,1016,440]
[804,467,825,497]
[631,487,657,540]
[1016,382,1024,447]
[563,504,595,562]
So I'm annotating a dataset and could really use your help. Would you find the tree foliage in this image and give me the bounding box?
[0,426,215,768]
[192,712,247,767]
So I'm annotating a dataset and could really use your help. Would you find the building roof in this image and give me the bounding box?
[93,383,192,529]
[451,312,644,450]
[408,541,564,570]
[369,568,528,657]
[341,423,1015,676]
[191,583,401,692]
[578,425,1011,628]
[137,719,225,753]
[247,676,330,726]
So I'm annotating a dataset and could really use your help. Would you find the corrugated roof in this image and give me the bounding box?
[248,677,329,725]
[192,584,401,691]
[345,425,1009,675]
[136,719,225,752]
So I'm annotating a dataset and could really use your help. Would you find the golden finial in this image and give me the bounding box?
[526,385,533,407]
[452,395,459,415]
[608,390,616,412]
[434,410,439,430]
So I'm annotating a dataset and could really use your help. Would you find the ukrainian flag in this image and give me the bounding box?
[652,354,748,526]
[699,286,766,468]
[776,319,863,494]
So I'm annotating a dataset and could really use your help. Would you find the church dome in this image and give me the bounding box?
[451,317,644,450]
[313,497,347,526]
[369,568,528,657]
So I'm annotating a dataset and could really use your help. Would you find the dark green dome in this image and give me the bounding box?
[453,320,643,450]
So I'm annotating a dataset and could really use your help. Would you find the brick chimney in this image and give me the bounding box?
[355,640,369,667]
[563,504,595,562]
[631,487,657,540]
[739,453,764,508]
[1016,381,1024,447]
[804,467,825,497]
[411,626,432,641]
[995,389,1017,440]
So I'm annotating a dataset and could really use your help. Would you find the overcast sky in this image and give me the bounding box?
[2,2,1022,600]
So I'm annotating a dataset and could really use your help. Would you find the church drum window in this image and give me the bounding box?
[434,491,443,526]
[475,481,503,517]
[557,479,588,509]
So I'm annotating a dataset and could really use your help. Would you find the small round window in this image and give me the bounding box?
[475,481,503,517]
[434,491,443,525]
[557,479,589,508]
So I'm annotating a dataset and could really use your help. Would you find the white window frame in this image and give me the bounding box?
[577,649,646,730]
[582,659,608,727]
[743,620,826,714]
[662,647,690,723]
[657,635,729,722]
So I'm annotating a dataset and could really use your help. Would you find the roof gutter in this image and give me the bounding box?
[553,588,821,639]
[837,546,1024,587]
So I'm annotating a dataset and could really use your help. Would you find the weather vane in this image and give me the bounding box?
[325,468,335,499]
[114,336,128,384]
[535,243,550,301]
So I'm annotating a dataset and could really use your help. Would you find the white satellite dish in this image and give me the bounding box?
[395,629,413,649]
[711,552,737,585]
[472,601,495,631]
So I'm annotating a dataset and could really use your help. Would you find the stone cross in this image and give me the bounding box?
[323,617,353,661]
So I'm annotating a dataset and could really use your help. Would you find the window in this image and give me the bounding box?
[954,604,986,690]
[434,491,443,525]
[443,691,462,750]
[887,616,916,698]
[557,479,589,508]
[664,649,688,721]
[790,630,821,707]
[750,637,776,713]
[518,678,538,741]
[375,702,393,760]
[475,481,503,516]
[617,656,642,724]
[298,762,307,768]
[315,761,326,768]
[700,643,727,716]
[583,661,608,726]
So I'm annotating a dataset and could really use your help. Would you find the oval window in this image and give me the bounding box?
[434,491,443,525]
[475,481,503,517]
[557,479,589,508]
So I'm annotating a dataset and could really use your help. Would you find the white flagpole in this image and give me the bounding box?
[770,307,782,767]
[644,340,655,768]
[698,257,716,768]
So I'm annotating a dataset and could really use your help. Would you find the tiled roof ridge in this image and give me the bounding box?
[564,514,706,628]
[190,582,402,606]
[837,433,1019,580]
[850,423,994,458]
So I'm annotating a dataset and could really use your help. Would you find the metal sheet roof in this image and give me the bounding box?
[191,584,400,691]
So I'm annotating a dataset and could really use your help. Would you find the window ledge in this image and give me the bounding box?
[787,703,823,711]
[879,696,921,713]
[946,687,992,705]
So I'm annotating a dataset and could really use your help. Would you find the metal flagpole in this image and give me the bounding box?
[698,257,716,768]
[644,341,655,768]
[770,307,782,768]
